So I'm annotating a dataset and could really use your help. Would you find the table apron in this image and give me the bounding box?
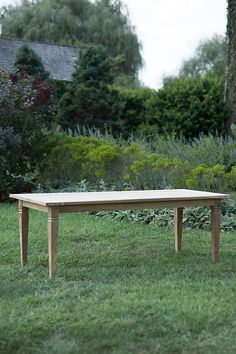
[22,199,220,213]
[58,199,219,212]
[23,201,48,212]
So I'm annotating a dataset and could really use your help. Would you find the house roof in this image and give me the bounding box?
[0,37,79,81]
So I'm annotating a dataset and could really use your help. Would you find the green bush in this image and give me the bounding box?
[37,133,125,188]
[144,76,226,138]
[186,164,225,192]
[124,153,191,189]
[149,135,236,171]
[36,132,236,193]
[224,165,236,191]
[117,87,154,136]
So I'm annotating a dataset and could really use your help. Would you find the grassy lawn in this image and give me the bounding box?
[0,203,236,354]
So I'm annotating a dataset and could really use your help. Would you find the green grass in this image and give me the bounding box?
[0,203,236,354]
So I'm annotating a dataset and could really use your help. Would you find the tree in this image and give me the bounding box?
[14,44,49,80]
[1,0,142,81]
[178,35,226,78]
[225,0,236,134]
[57,44,124,132]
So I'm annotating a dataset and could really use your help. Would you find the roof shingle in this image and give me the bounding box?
[0,37,79,81]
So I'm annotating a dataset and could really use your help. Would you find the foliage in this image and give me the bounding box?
[37,133,191,190]
[1,0,142,80]
[14,44,49,80]
[117,87,154,136]
[124,153,191,189]
[34,130,236,193]
[0,127,25,201]
[36,176,236,232]
[186,164,225,192]
[0,69,54,196]
[57,44,124,132]
[144,76,226,138]
[37,133,125,188]
[97,203,236,232]
[224,165,236,191]
[150,134,236,170]
[178,35,226,78]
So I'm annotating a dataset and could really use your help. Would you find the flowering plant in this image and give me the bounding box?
[0,69,55,198]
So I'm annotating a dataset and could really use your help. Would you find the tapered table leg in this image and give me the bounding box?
[211,203,221,262]
[19,201,29,265]
[48,207,59,277]
[174,207,183,252]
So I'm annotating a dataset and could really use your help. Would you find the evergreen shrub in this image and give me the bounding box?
[143,76,226,138]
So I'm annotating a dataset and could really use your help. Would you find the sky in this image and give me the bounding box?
[0,0,227,88]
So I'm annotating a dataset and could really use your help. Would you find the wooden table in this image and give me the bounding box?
[10,189,227,277]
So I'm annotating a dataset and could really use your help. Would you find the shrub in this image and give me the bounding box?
[149,134,236,171]
[224,165,236,191]
[36,132,236,193]
[124,153,191,189]
[144,76,226,138]
[186,164,225,192]
[0,69,54,196]
[117,87,154,136]
[37,133,125,188]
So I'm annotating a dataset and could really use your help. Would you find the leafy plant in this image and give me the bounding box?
[186,164,225,192]
[125,153,191,189]
[37,133,125,188]
[0,69,54,196]
[144,76,226,138]
[224,165,236,191]
[96,201,236,232]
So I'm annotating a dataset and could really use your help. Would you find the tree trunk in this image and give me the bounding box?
[225,0,236,135]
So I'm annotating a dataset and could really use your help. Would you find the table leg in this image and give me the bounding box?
[48,207,59,278]
[211,203,221,262]
[174,207,183,252]
[19,201,29,266]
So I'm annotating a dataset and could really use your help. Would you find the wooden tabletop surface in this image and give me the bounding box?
[10,189,228,207]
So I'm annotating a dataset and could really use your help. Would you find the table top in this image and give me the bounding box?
[10,189,228,207]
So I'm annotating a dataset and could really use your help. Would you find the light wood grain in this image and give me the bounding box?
[58,199,218,213]
[211,202,221,262]
[10,189,228,206]
[10,189,227,277]
[48,207,59,278]
[19,201,29,266]
[174,208,183,252]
